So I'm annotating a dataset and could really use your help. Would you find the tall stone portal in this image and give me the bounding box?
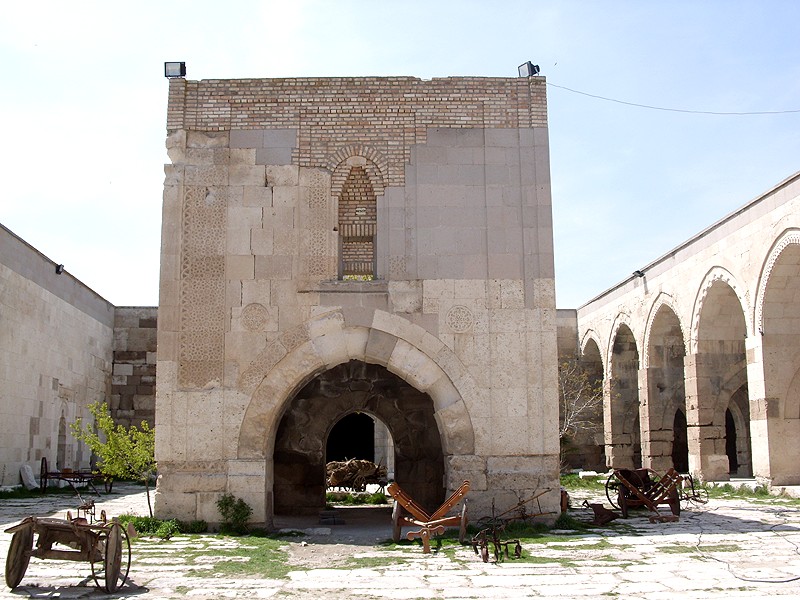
[155,75,560,526]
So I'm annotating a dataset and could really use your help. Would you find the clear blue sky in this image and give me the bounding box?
[1,1,798,307]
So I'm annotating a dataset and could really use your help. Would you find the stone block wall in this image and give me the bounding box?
[157,75,559,526]
[112,307,157,427]
[0,225,114,485]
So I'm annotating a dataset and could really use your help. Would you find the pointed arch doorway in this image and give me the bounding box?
[273,361,444,515]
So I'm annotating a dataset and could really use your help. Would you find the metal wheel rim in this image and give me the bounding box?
[5,526,32,589]
[90,522,131,592]
[605,473,620,509]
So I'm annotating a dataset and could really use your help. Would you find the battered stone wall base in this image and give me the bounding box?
[155,460,268,528]
[446,454,560,522]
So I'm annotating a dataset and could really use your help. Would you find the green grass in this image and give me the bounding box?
[181,535,292,578]
[325,491,388,506]
[560,473,607,491]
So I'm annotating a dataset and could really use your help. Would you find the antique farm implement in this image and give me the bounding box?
[4,508,131,592]
[326,459,387,492]
[39,457,110,496]
[604,467,708,522]
[387,480,470,553]
[471,490,554,562]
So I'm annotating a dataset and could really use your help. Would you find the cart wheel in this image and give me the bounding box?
[480,543,489,563]
[458,500,468,544]
[5,524,33,589]
[514,542,522,558]
[605,473,620,509]
[391,500,402,542]
[90,521,131,592]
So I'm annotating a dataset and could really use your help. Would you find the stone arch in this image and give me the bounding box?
[574,334,605,470]
[237,309,475,461]
[642,293,686,370]
[606,313,636,372]
[642,299,687,472]
[328,146,388,200]
[689,268,749,480]
[273,361,444,513]
[690,266,752,354]
[751,228,800,483]
[580,331,606,376]
[606,317,642,469]
[755,228,800,335]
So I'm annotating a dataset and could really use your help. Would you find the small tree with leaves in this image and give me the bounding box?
[71,401,157,516]
[558,360,604,470]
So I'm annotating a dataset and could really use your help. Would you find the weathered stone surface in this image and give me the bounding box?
[155,75,559,525]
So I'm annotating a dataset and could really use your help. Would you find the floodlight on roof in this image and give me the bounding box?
[164,62,186,78]
[518,61,540,77]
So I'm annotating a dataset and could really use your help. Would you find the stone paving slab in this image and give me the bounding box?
[0,485,798,598]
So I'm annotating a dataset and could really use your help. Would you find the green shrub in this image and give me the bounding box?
[155,519,181,540]
[178,519,208,534]
[217,493,252,535]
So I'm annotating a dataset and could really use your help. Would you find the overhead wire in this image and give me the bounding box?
[546,82,800,115]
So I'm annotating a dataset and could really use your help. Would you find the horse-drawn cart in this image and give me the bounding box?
[5,512,131,592]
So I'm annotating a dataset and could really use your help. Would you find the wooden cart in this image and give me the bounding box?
[609,467,683,521]
[387,480,470,553]
[4,513,131,592]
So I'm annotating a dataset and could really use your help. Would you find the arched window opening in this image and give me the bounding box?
[338,166,377,279]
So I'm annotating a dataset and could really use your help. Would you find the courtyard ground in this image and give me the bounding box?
[0,481,798,599]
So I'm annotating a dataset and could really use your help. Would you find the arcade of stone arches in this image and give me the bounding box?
[577,227,800,486]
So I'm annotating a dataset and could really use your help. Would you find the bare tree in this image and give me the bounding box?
[558,360,604,470]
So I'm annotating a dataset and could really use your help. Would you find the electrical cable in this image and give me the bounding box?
[687,499,800,584]
[546,82,800,115]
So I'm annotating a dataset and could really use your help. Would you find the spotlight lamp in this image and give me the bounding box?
[164,62,186,78]
[55,264,65,275]
[633,270,645,278]
[518,61,540,77]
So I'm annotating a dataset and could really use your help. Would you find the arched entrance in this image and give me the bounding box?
[608,324,642,469]
[273,361,445,515]
[691,274,748,480]
[645,303,687,472]
[755,231,800,484]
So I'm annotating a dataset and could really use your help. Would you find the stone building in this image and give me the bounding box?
[0,225,157,486]
[573,171,800,487]
[154,75,561,526]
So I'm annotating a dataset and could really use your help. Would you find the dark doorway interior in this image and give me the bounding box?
[725,408,739,474]
[672,409,689,472]
[273,361,445,515]
[327,412,375,462]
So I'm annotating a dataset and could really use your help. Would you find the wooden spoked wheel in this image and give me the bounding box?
[458,500,468,544]
[391,500,402,542]
[5,525,33,589]
[90,521,130,592]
